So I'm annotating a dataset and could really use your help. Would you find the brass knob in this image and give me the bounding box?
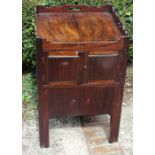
[86,98,90,104]
[71,99,76,105]
[84,65,87,69]
[72,99,76,102]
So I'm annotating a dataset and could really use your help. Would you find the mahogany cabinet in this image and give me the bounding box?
[35,5,129,148]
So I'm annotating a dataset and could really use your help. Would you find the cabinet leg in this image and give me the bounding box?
[39,113,49,148]
[109,85,122,143]
[109,112,121,143]
[39,89,49,148]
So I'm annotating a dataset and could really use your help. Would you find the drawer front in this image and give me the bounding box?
[80,86,115,115]
[48,88,80,117]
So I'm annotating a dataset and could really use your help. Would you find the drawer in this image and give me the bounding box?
[48,87,80,117]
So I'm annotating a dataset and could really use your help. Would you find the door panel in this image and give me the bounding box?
[48,88,80,117]
[80,86,115,115]
[88,54,119,82]
[46,56,79,84]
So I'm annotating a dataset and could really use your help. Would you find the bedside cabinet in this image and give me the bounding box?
[35,5,129,148]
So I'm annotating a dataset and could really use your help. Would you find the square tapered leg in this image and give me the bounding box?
[109,85,122,143]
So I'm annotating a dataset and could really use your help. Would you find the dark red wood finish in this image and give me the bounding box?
[36,5,129,148]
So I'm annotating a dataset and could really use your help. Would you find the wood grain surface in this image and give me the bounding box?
[36,12,121,43]
[36,5,129,148]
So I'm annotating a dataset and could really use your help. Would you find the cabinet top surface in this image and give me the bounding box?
[36,10,122,44]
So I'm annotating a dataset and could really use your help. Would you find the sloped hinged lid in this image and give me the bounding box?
[36,5,127,45]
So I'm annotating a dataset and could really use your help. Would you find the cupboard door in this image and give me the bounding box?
[88,53,119,82]
[80,86,115,115]
[48,88,80,117]
[45,55,79,84]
